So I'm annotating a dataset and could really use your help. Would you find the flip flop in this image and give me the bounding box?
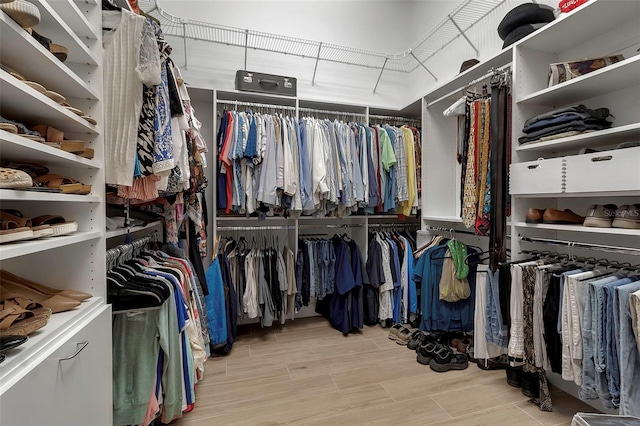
[31,215,78,236]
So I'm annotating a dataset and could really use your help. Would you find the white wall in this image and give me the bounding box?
[156,0,558,109]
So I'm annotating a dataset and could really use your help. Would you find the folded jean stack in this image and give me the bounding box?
[519,104,613,144]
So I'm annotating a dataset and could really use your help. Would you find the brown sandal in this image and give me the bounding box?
[0,300,48,336]
[32,174,90,194]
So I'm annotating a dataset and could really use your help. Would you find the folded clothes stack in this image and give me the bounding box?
[519,104,613,144]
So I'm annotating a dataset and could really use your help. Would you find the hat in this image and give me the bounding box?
[460,59,480,73]
[498,3,555,41]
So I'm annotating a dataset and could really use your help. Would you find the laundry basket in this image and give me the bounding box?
[571,413,640,426]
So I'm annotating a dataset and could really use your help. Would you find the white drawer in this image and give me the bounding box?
[565,147,640,193]
[0,307,112,426]
[509,157,565,195]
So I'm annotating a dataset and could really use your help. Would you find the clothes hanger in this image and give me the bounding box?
[102,0,121,11]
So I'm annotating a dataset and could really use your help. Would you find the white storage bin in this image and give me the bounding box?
[565,147,640,193]
[509,157,565,195]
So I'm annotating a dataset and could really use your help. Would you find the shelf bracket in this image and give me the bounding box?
[312,42,322,86]
[372,58,388,93]
[448,15,479,57]
[244,29,249,70]
[410,52,438,81]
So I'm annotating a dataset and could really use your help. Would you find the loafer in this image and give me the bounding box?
[584,204,617,228]
[0,334,28,353]
[525,208,545,224]
[542,208,584,225]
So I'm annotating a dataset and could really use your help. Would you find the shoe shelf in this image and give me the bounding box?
[0,70,99,135]
[29,0,100,67]
[513,222,640,236]
[0,12,99,101]
[0,189,100,203]
[0,130,100,170]
[0,230,101,261]
[0,297,105,394]
[515,123,640,153]
[422,215,463,223]
[46,0,100,42]
[515,0,639,53]
[516,55,640,106]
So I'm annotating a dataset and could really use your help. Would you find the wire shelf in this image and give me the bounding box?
[139,0,510,73]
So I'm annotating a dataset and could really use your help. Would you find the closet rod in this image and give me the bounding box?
[298,107,366,118]
[519,236,640,255]
[106,232,159,267]
[216,100,297,111]
[217,225,295,231]
[426,226,479,236]
[368,222,420,229]
[426,64,512,108]
[298,223,365,229]
[368,114,419,124]
[520,249,640,270]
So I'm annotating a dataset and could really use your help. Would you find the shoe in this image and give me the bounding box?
[521,371,540,397]
[0,0,40,28]
[525,208,545,224]
[612,205,640,229]
[616,141,640,150]
[429,344,469,372]
[407,330,428,351]
[578,147,599,155]
[0,354,4,363]
[416,338,438,365]
[0,167,32,189]
[0,210,53,238]
[584,204,617,228]
[0,335,28,353]
[0,270,90,302]
[542,208,584,225]
[26,28,68,62]
[0,281,80,313]
[506,365,523,388]
[477,354,509,370]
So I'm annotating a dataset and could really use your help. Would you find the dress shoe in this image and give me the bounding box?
[612,204,640,229]
[584,204,617,228]
[0,335,28,353]
[543,208,584,225]
[525,208,545,223]
[0,270,91,301]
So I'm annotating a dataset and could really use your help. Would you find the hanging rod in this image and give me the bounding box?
[520,249,640,270]
[298,223,365,229]
[217,225,295,231]
[368,114,420,124]
[216,100,297,111]
[427,64,512,108]
[368,222,420,229]
[519,236,640,256]
[298,107,366,118]
[426,225,480,236]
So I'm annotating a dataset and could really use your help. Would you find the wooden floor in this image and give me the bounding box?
[171,317,597,426]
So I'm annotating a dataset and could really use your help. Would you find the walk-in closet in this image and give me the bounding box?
[0,0,639,425]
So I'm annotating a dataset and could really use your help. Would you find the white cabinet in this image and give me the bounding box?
[0,0,108,421]
[509,158,566,195]
[564,147,640,194]
[0,306,112,426]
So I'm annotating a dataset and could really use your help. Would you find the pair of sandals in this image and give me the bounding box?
[388,323,416,345]
[0,209,77,244]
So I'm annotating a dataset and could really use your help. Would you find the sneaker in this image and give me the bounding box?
[407,330,428,351]
[612,205,640,229]
[584,204,617,228]
[416,338,438,365]
[429,344,469,372]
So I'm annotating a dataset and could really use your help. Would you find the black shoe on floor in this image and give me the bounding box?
[429,344,469,372]
[521,371,540,397]
[407,330,428,351]
[416,338,438,365]
[477,354,509,370]
[506,365,523,388]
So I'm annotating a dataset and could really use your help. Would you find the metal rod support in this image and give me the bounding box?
[217,100,296,111]
[217,225,296,231]
[448,15,479,56]
[312,42,322,86]
[410,52,438,81]
[298,107,365,119]
[182,22,188,69]
[373,58,388,94]
[244,29,249,70]
[426,64,511,107]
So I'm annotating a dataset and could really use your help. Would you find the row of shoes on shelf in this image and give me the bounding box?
[526,204,640,229]
[0,269,92,363]
[0,160,91,193]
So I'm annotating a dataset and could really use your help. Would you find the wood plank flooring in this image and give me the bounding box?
[171,317,597,425]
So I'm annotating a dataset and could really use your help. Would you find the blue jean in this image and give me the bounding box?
[485,269,508,348]
[580,276,620,406]
[616,279,640,416]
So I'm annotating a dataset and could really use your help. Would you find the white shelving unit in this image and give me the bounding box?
[0,1,110,424]
[509,0,640,413]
